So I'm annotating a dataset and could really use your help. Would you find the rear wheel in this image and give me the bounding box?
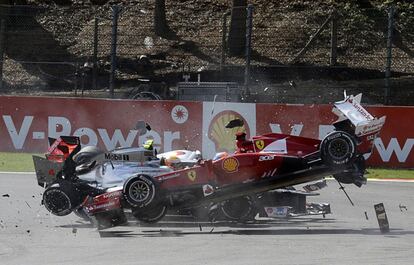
[321,131,356,167]
[220,196,256,222]
[43,180,82,216]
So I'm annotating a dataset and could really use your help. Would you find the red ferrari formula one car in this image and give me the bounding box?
[81,94,386,224]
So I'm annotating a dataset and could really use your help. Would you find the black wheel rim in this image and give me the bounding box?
[328,138,349,160]
[129,180,151,203]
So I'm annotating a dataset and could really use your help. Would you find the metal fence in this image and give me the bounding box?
[0,3,412,104]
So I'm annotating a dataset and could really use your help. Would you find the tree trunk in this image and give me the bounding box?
[227,0,247,56]
[154,0,168,36]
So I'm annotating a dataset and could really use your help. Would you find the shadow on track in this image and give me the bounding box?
[97,227,414,238]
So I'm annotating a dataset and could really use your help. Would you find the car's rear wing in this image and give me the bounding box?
[33,136,81,187]
[332,93,386,137]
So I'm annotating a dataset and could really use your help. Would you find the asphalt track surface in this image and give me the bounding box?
[1,173,413,265]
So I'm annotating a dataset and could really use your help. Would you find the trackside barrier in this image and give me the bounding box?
[0,96,413,168]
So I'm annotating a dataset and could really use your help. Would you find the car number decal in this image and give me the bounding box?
[259,155,275,161]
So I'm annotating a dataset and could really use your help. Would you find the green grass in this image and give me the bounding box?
[367,168,414,179]
[0,152,413,179]
[0,152,38,172]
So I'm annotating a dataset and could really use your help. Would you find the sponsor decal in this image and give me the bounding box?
[259,155,274,161]
[0,113,183,152]
[347,98,373,120]
[160,173,180,181]
[222,157,239,173]
[208,110,250,153]
[264,206,290,217]
[202,184,214,196]
[255,140,265,150]
[187,170,197,181]
[104,153,130,161]
[102,191,123,199]
[171,105,189,124]
[87,201,118,212]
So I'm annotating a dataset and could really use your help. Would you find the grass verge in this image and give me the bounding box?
[366,168,414,179]
[0,152,38,172]
[0,152,413,179]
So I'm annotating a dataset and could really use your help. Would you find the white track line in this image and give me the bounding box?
[367,178,414,183]
[0,171,34,175]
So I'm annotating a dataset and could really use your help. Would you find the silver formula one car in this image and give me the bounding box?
[33,122,201,228]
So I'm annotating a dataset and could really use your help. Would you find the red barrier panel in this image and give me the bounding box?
[0,96,413,168]
[0,96,203,153]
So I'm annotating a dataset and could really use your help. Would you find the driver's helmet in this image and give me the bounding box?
[236,132,247,141]
[165,155,181,168]
[143,139,154,150]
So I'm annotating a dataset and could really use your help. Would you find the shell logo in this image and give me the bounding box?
[222,157,239,173]
[208,111,250,153]
[187,170,197,181]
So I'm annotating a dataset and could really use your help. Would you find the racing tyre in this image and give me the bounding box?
[132,203,168,223]
[221,196,256,222]
[123,174,159,208]
[320,131,356,167]
[43,180,82,216]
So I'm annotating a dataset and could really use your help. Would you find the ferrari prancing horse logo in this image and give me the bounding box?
[255,140,265,150]
[187,170,197,181]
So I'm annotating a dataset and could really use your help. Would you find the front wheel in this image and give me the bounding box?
[320,131,356,167]
[123,175,159,208]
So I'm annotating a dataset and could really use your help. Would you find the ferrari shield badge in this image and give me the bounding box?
[187,170,197,181]
[255,140,265,150]
[222,157,239,173]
